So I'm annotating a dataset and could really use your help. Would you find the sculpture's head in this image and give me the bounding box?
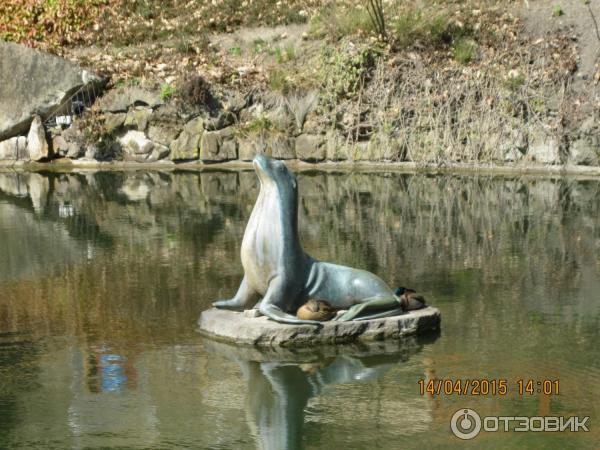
[253,154,298,197]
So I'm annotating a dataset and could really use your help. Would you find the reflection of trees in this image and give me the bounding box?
[299,173,599,283]
[0,169,599,448]
[0,170,599,344]
[0,332,41,449]
[299,173,600,314]
[0,171,600,348]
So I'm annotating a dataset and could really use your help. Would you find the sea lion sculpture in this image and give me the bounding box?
[213,154,406,325]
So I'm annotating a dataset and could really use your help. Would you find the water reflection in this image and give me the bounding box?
[204,335,438,450]
[0,169,599,448]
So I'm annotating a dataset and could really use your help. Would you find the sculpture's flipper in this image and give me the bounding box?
[259,279,322,326]
[351,307,405,321]
[213,276,260,310]
[333,296,400,322]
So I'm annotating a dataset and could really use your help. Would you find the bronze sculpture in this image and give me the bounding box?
[213,155,420,324]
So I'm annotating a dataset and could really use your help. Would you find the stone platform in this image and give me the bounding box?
[197,307,441,347]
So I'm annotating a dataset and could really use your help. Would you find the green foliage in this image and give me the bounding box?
[338,8,375,35]
[176,38,195,54]
[199,0,309,32]
[393,10,425,48]
[552,5,564,17]
[392,10,470,49]
[269,44,297,63]
[284,44,296,61]
[252,38,267,54]
[428,15,456,45]
[319,44,377,108]
[114,78,141,89]
[452,38,476,64]
[504,72,526,91]
[268,69,291,93]
[228,45,242,56]
[0,0,110,47]
[133,0,155,19]
[309,4,374,39]
[244,116,274,134]
[160,83,176,100]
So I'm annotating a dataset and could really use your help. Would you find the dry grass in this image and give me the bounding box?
[319,27,582,164]
[285,90,319,132]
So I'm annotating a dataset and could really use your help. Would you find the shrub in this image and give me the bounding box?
[228,45,242,56]
[453,38,476,64]
[0,0,110,47]
[269,44,297,63]
[319,44,377,108]
[245,116,274,134]
[160,83,176,100]
[552,5,564,17]
[504,71,526,91]
[178,75,213,106]
[309,4,374,39]
[268,69,292,93]
[284,44,296,61]
[252,38,267,54]
[393,10,424,48]
[392,10,470,49]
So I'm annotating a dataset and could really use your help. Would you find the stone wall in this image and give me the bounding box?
[0,41,598,167]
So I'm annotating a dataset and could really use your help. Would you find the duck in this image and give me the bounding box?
[296,299,338,321]
[395,287,427,311]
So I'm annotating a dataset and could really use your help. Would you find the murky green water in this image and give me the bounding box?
[0,169,599,449]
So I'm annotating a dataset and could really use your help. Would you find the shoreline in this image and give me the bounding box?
[2,158,600,179]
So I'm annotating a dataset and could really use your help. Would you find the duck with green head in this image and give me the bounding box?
[395,287,427,311]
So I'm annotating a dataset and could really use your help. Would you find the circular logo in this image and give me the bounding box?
[450,408,482,440]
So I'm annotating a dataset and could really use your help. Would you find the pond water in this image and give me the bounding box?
[0,168,599,449]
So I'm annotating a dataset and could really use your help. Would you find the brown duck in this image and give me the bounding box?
[296,299,338,321]
[395,287,427,311]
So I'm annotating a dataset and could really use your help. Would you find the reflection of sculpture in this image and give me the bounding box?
[204,335,437,450]
[213,155,410,324]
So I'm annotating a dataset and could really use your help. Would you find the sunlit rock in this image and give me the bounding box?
[0,41,105,140]
[119,130,154,158]
[528,129,560,164]
[198,307,441,347]
[0,136,28,160]
[325,130,348,161]
[147,105,183,147]
[124,107,153,132]
[569,138,599,166]
[200,127,237,162]
[27,116,50,161]
[295,133,325,161]
[96,86,162,113]
[103,112,126,133]
[170,117,203,161]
